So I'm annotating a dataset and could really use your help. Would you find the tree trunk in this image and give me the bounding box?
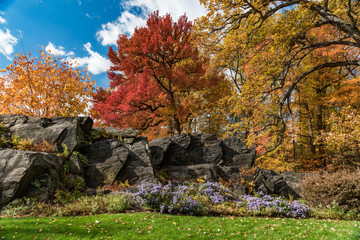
[304,103,316,154]
[173,117,181,135]
[316,105,325,156]
[168,90,181,135]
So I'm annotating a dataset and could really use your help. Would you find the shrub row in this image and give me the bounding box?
[3,171,360,220]
[136,181,310,218]
[1,194,130,217]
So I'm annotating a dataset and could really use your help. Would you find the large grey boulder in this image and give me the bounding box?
[221,138,256,168]
[161,133,195,166]
[254,169,278,194]
[161,164,220,181]
[202,134,223,164]
[150,134,255,181]
[149,136,172,169]
[0,149,62,206]
[150,133,223,168]
[117,137,155,184]
[254,170,314,198]
[81,139,130,188]
[81,136,155,187]
[0,114,93,152]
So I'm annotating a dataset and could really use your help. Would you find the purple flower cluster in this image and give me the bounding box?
[136,181,201,215]
[198,181,238,205]
[136,181,310,218]
[179,196,201,215]
[241,192,310,218]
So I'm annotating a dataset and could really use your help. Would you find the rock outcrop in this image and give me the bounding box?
[0,113,313,206]
[0,114,93,152]
[254,169,315,198]
[150,133,256,181]
[0,149,62,206]
[81,136,154,187]
[93,127,139,144]
[116,136,154,184]
[81,139,130,188]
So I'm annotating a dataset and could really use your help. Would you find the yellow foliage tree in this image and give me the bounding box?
[197,0,360,170]
[0,50,95,117]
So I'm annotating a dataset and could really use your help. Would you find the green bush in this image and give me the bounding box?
[88,128,114,143]
[0,122,7,134]
[58,194,130,216]
[0,198,55,217]
[301,169,360,212]
[311,202,360,220]
[72,151,89,166]
[1,194,131,217]
[54,189,83,204]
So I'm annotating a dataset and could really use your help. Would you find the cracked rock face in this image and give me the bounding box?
[149,134,256,182]
[254,169,315,198]
[0,114,260,203]
[81,139,130,188]
[0,114,93,152]
[0,149,62,206]
[116,136,154,185]
[80,137,154,187]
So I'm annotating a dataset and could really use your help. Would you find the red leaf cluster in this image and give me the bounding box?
[92,11,221,134]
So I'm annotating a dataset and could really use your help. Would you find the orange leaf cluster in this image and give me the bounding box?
[0,50,95,117]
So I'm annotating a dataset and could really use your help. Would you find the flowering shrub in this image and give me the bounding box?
[136,181,311,218]
[241,192,310,218]
[136,181,202,215]
[179,196,201,215]
[198,181,238,205]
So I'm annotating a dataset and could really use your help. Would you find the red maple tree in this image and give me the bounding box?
[92,11,222,134]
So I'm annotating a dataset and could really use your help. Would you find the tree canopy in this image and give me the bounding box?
[92,11,225,136]
[4,2,360,171]
[196,0,360,170]
[0,50,95,118]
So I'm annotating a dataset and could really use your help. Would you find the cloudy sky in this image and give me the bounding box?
[0,0,206,87]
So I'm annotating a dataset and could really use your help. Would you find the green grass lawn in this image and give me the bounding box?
[1,212,359,240]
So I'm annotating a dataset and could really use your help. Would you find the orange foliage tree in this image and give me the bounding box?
[0,50,95,117]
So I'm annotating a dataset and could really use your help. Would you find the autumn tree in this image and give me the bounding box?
[0,50,95,117]
[92,11,224,135]
[197,0,360,169]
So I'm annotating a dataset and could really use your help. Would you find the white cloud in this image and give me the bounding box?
[125,0,206,21]
[0,11,6,24]
[0,16,6,24]
[45,42,75,56]
[0,28,17,60]
[96,11,145,46]
[69,42,111,75]
[96,0,206,46]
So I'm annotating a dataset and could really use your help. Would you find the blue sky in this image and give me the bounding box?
[0,0,205,88]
